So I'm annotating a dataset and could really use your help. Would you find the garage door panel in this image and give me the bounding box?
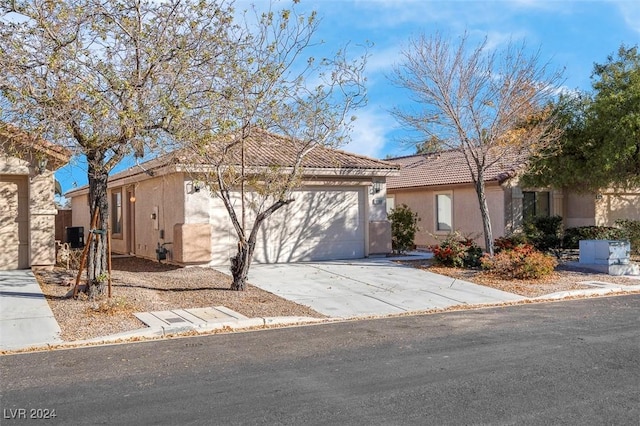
[253,188,365,263]
[208,187,366,265]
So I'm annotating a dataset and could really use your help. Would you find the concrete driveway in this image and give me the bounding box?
[248,256,526,318]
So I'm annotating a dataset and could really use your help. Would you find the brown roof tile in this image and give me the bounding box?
[186,128,398,170]
[0,123,71,168]
[387,149,525,190]
[105,128,398,184]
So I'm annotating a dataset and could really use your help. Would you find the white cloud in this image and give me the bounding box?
[615,1,640,34]
[343,107,393,158]
[367,46,402,73]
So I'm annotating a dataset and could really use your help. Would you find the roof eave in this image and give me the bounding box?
[0,123,71,167]
[66,163,399,197]
[388,177,509,191]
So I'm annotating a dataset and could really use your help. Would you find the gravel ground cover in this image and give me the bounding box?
[35,255,640,343]
[35,257,325,342]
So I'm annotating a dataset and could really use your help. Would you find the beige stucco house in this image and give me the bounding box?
[67,131,399,266]
[386,150,640,249]
[0,124,70,270]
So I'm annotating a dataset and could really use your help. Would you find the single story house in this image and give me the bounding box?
[386,149,640,249]
[0,124,70,270]
[66,130,399,266]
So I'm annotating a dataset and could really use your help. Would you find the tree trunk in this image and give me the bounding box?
[86,154,110,299]
[230,238,255,291]
[227,199,292,291]
[474,178,495,257]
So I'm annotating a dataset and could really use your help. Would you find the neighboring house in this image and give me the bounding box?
[66,130,399,266]
[0,124,70,270]
[386,150,640,249]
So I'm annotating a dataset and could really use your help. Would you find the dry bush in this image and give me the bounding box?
[481,245,558,280]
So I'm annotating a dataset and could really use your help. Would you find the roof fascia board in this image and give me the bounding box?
[176,164,399,177]
[388,180,504,192]
[66,163,398,197]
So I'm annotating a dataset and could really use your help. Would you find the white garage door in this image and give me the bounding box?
[253,187,365,263]
[0,176,29,270]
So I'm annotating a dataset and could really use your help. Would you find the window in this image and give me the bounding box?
[386,196,395,216]
[523,191,550,220]
[111,190,122,235]
[436,193,453,232]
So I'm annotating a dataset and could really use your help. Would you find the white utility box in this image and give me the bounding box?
[579,240,638,276]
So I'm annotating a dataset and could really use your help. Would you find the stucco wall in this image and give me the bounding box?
[70,174,188,261]
[125,173,186,261]
[1,174,29,269]
[70,193,91,233]
[369,220,392,254]
[367,178,392,255]
[29,172,58,267]
[1,148,59,269]
[389,183,507,249]
[69,174,394,266]
[563,191,596,228]
[595,189,640,226]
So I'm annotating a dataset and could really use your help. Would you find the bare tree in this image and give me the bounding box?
[390,32,562,255]
[0,0,235,298]
[176,4,368,290]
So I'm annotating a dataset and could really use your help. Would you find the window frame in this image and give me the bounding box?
[386,195,395,216]
[523,190,550,220]
[111,188,123,238]
[435,191,453,233]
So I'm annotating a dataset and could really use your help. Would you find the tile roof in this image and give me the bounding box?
[183,128,398,171]
[387,148,525,190]
[103,128,398,184]
[0,123,71,168]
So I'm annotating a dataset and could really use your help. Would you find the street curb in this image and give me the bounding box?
[69,286,640,346]
[532,285,640,300]
[5,286,640,353]
[70,316,326,346]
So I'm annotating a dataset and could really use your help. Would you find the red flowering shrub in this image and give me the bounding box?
[494,233,529,253]
[481,244,557,279]
[431,234,483,268]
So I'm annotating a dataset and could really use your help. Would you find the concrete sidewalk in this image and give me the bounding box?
[0,270,62,351]
[0,271,321,352]
[247,255,527,318]
[71,306,321,346]
[3,255,639,352]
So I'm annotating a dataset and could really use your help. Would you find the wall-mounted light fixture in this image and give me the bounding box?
[36,158,48,174]
[370,181,382,195]
[187,180,203,194]
[129,195,136,203]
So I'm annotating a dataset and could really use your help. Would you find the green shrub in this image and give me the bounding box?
[431,234,483,268]
[562,226,625,249]
[524,216,563,252]
[481,245,557,279]
[615,219,640,255]
[388,204,420,254]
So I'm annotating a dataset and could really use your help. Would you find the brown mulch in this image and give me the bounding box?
[35,257,325,342]
[399,257,640,298]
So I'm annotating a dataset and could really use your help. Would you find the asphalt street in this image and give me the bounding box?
[1,295,639,425]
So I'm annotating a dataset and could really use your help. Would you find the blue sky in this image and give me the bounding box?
[55,0,640,194]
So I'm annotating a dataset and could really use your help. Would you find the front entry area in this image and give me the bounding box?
[0,175,29,270]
